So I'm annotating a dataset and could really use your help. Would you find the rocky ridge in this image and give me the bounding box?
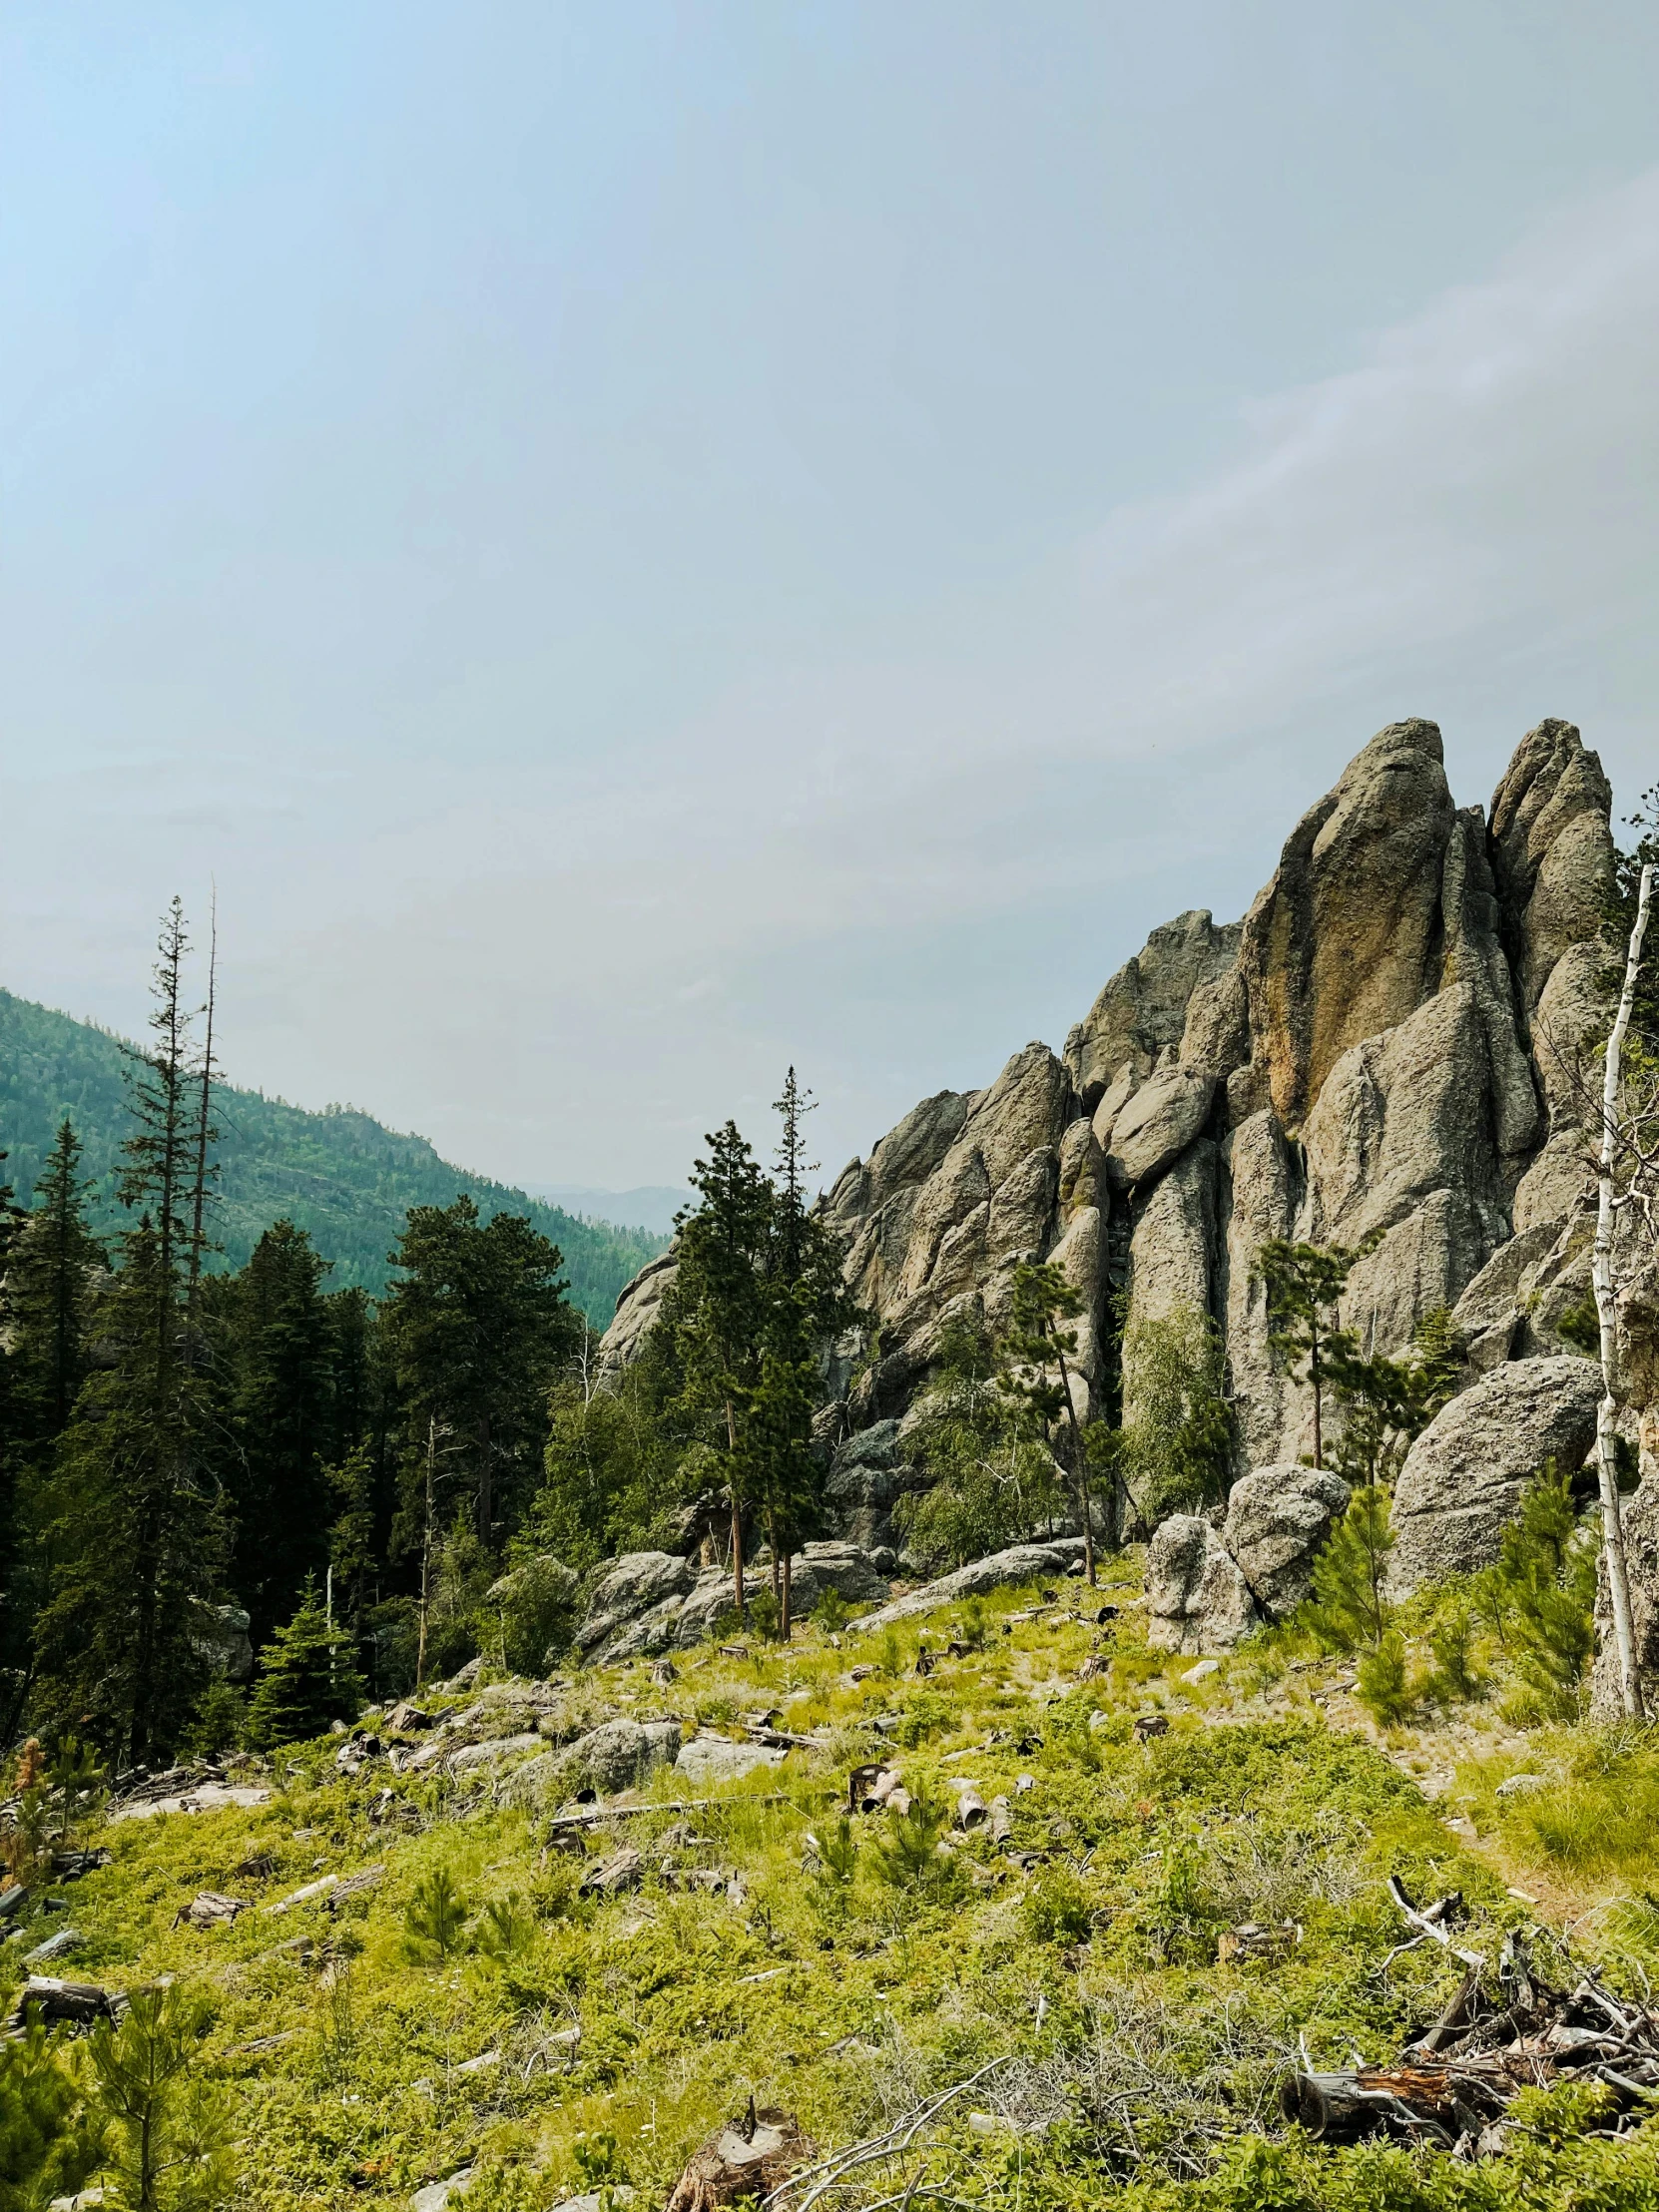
[605,720,1631,1639]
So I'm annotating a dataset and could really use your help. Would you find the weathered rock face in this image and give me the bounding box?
[1237,720,1456,1131]
[1065,910,1242,1104]
[602,717,1619,1583]
[1390,1356,1604,1591]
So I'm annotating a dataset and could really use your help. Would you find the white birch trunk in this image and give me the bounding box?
[1595,860,1654,1719]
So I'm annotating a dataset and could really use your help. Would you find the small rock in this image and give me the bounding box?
[581,1847,644,1897]
[1494,1774,1547,1798]
[411,2169,475,2212]
[1182,1660,1221,1684]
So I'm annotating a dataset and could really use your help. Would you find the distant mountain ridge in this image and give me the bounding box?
[0,989,667,1324]
[522,1184,689,1237]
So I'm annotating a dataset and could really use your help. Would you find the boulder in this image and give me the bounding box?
[1104,1067,1217,1190]
[786,1541,891,1611]
[1145,1517,1258,1654]
[673,1567,743,1648]
[1390,1356,1604,1591]
[846,1540,1086,1632]
[675,1738,789,1785]
[1223,1465,1350,1617]
[505,1717,682,1809]
[576,1552,696,1662]
[205,1605,254,1684]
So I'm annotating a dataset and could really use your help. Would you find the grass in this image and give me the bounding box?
[7,1560,1659,2210]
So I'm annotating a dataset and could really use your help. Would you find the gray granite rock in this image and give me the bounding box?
[1224,1464,1350,1617]
[1390,1356,1603,1590]
[1145,1516,1258,1654]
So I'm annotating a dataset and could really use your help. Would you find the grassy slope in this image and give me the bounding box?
[0,989,667,1324]
[14,1570,1659,2212]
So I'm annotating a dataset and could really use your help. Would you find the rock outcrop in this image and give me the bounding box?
[603,717,1620,1589]
[573,1544,891,1662]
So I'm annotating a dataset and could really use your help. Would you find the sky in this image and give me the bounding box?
[4,3,1659,1196]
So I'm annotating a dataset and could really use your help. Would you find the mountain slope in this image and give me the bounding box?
[0,989,665,1323]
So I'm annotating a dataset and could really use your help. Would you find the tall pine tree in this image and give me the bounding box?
[32,902,228,1765]
[754,1071,856,1636]
[667,1123,774,1624]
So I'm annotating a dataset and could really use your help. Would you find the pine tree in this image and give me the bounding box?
[247,1580,365,1747]
[0,1153,32,1746]
[754,1071,856,1636]
[85,1983,238,2210]
[1002,1259,1098,1583]
[1257,1233,1382,1469]
[1304,1485,1395,1652]
[31,903,228,1765]
[668,1122,776,1623]
[222,1221,338,1645]
[382,1197,578,1547]
[6,1120,104,1445]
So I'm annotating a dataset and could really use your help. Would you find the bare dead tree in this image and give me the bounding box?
[1595,860,1655,1718]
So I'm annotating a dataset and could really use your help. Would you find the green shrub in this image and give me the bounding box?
[1476,1465,1596,1718]
[815,1588,851,1634]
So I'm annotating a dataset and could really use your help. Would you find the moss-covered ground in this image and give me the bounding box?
[13,1561,1659,2211]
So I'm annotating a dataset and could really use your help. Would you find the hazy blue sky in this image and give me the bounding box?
[5,3,1658,1192]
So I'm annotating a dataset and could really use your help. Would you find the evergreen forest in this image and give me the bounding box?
[0,988,665,1322]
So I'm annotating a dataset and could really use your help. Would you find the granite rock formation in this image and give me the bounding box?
[604,717,1623,1588]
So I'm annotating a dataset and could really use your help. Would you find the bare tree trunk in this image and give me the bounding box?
[1054,1343,1096,1585]
[781,1546,793,1641]
[725,1397,745,1624]
[416,1416,437,1689]
[1595,859,1653,1721]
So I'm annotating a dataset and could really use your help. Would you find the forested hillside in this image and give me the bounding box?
[0,988,665,1322]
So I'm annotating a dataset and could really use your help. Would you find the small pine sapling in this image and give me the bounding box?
[403,1865,470,1959]
[1303,1487,1395,1653]
[1356,1629,1415,1727]
[809,1817,859,1888]
[1423,1595,1486,1706]
[1476,1463,1597,1718]
[48,1734,104,1846]
[871,1784,952,1894]
[85,1983,238,2212]
[475,1894,538,1960]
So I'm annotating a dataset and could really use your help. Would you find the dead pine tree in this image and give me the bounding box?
[1594,857,1655,1719]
